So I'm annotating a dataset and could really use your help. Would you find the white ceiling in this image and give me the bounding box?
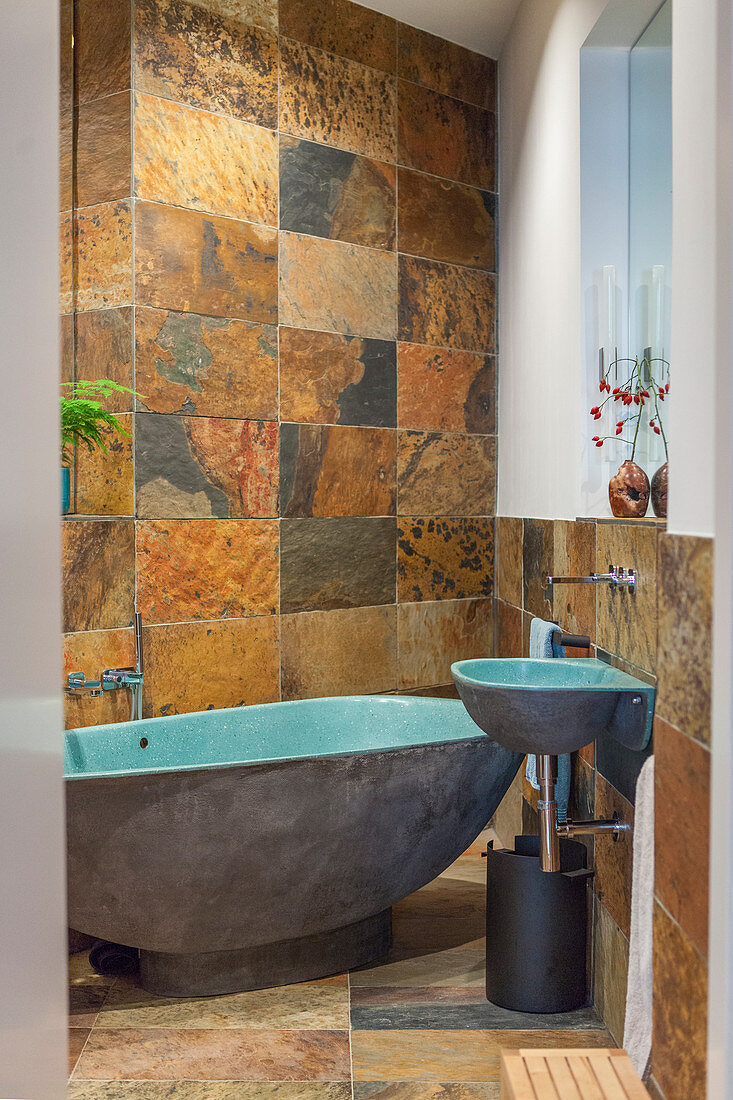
[366,0,522,59]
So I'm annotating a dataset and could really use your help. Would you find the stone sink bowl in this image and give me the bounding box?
[451,657,655,755]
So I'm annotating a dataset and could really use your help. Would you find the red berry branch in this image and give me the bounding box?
[589,354,669,460]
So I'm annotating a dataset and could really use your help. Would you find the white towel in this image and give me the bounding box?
[623,755,654,1076]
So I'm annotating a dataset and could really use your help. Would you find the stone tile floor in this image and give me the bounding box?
[68,829,611,1096]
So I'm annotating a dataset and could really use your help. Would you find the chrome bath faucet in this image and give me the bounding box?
[66,612,144,721]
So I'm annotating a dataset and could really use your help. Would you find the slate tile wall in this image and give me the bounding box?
[495,517,712,1099]
[61,0,498,729]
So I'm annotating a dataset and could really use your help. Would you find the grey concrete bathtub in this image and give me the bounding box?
[65,695,521,996]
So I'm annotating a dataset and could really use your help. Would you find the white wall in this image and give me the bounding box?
[498,0,607,520]
[499,0,717,536]
[0,0,68,1096]
[706,0,733,1091]
[667,0,717,537]
[579,47,630,517]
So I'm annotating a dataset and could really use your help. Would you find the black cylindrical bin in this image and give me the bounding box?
[485,835,592,1013]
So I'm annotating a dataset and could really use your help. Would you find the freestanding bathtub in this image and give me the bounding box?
[65,694,521,996]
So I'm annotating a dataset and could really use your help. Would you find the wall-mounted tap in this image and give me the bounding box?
[102,612,144,721]
[66,612,144,720]
[65,672,103,698]
[546,564,637,594]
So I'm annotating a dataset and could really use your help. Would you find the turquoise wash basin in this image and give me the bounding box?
[452,657,655,755]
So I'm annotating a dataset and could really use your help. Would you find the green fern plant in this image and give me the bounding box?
[61,379,140,465]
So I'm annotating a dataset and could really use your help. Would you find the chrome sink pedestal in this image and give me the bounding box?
[537,755,560,872]
[535,751,629,871]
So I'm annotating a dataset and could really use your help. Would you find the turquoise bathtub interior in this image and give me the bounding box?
[64,695,486,780]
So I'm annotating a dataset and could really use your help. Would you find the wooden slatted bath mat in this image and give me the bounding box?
[501,1048,649,1100]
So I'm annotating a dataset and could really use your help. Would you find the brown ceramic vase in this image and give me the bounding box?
[651,461,668,518]
[608,459,650,518]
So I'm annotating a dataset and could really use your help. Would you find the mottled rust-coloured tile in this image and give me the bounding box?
[655,716,710,957]
[62,519,135,632]
[281,606,397,699]
[351,925,486,990]
[61,315,74,386]
[398,170,495,271]
[521,611,532,658]
[100,973,349,1029]
[135,414,278,519]
[280,136,395,251]
[397,345,494,434]
[68,950,113,1027]
[69,1028,91,1076]
[281,517,396,613]
[135,93,278,226]
[76,0,131,104]
[137,519,279,624]
[143,618,279,716]
[522,518,554,620]
[397,518,493,602]
[135,307,278,420]
[280,39,396,162]
[657,533,712,745]
[74,308,133,411]
[552,520,596,641]
[75,413,134,516]
[280,232,397,340]
[398,256,495,353]
[596,522,658,674]
[398,24,496,110]
[397,684,460,700]
[351,1029,611,1082]
[60,0,73,115]
[73,1026,350,1081]
[397,599,492,689]
[397,431,496,517]
[653,903,708,1100]
[60,105,73,212]
[135,201,278,322]
[75,201,133,311]
[280,0,396,73]
[135,0,278,128]
[645,1078,667,1100]
[77,92,131,208]
[592,901,628,1046]
[496,517,522,607]
[63,629,135,730]
[280,328,396,428]
[60,212,74,314]
[593,775,634,938]
[198,0,278,33]
[350,988,488,1009]
[496,600,522,659]
[69,1085,352,1099]
[354,1083,499,1100]
[280,423,396,518]
[398,80,495,191]
[350,998,603,1030]
[569,756,596,870]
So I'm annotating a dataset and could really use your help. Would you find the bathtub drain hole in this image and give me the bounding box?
[140,737,149,749]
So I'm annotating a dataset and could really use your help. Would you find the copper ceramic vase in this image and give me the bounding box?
[608,459,650,518]
[651,461,668,518]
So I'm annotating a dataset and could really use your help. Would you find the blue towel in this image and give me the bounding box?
[525,617,571,824]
